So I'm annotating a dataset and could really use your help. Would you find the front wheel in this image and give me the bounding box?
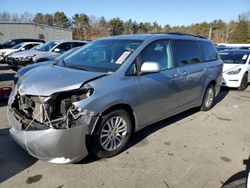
[200,84,215,111]
[89,109,132,158]
[238,73,248,91]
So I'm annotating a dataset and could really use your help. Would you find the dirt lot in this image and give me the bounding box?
[0,63,249,188]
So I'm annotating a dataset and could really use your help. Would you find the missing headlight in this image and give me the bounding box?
[52,88,93,118]
[10,87,96,131]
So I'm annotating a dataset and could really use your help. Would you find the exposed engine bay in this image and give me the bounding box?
[10,88,96,131]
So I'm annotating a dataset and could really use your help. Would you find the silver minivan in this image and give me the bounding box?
[8,33,223,164]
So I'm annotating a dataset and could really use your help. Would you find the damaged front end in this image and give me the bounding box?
[6,56,34,71]
[8,86,99,164]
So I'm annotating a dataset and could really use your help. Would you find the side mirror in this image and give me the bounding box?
[140,62,160,74]
[53,48,61,53]
[20,47,25,51]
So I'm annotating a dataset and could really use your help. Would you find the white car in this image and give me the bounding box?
[0,42,42,62]
[220,49,250,90]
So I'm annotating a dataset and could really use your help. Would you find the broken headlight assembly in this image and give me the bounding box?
[10,86,96,131]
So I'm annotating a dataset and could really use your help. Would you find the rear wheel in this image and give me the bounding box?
[200,84,215,111]
[89,109,132,158]
[238,73,248,91]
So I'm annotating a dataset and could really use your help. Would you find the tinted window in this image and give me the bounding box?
[140,40,174,70]
[24,43,39,50]
[72,42,85,48]
[55,42,72,53]
[173,40,202,66]
[199,41,218,62]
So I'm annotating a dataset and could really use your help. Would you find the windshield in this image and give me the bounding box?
[219,51,249,64]
[63,39,142,72]
[35,41,59,52]
[12,43,23,49]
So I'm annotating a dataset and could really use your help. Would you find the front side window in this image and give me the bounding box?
[199,41,218,62]
[54,42,72,53]
[23,43,38,50]
[219,51,249,64]
[63,39,142,72]
[173,40,202,66]
[139,40,174,70]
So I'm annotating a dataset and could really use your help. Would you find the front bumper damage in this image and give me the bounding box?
[6,56,34,70]
[7,87,99,164]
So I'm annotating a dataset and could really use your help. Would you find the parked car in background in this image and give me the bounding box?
[6,40,89,71]
[8,33,222,164]
[0,42,43,63]
[219,49,250,90]
[216,45,235,51]
[13,46,82,84]
[0,38,45,49]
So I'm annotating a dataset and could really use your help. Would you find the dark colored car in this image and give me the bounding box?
[0,38,45,49]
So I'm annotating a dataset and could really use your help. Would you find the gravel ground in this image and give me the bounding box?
[0,63,249,188]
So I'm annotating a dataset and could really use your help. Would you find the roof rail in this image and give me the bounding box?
[150,32,207,39]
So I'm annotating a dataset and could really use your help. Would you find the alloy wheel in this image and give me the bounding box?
[100,116,128,151]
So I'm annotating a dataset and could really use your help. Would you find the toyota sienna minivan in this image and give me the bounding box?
[8,33,223,164]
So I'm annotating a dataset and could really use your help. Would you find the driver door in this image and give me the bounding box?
[134,39,183,127]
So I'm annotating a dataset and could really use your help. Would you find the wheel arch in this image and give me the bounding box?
[200,79,216,106]
[100,103,137,133]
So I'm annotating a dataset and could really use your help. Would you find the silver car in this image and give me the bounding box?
[8,33,223,164]
[7,40,88,70]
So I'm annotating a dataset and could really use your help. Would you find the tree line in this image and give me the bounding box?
[0,11,249,43]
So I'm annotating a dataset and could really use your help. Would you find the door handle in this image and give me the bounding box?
[203,67,208,72]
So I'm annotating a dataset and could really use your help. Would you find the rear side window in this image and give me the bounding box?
[173,40,202,67]
[198,41,218,62]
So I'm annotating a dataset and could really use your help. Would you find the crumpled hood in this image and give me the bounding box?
[223,64,243,73]
[17,65,107,96]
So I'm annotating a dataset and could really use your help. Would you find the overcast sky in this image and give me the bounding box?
[1,0,249,26]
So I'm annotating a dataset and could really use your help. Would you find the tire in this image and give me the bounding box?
[238,73,248,91]
[200,84,215,111]
[89,109,132,158]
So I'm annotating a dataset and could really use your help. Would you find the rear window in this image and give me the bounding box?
[199,41,218,62]
[172,40,202,66]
